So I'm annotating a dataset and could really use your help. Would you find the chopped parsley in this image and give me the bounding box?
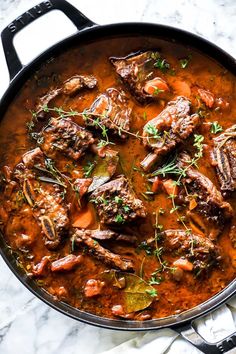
[115,214,124,224]
[146,288,158,297]
[148,276,163,285]
[179,55,192,69]
[83,161,95,178]
[114,196,123,204]
[143,111,147,121]
[153,87,164,95]
[123,205,130,213]
[137,241,153,255]
[210,121,223,134]
[154,58,170,72]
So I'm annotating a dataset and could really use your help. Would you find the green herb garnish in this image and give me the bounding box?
[83,161,95,178]
[154,58,170,72]
[146,288,158,297]
[179,55,192,69]
[211,122,223,134]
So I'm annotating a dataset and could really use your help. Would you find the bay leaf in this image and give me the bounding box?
[87,150,119,193]
[101,270,157,313]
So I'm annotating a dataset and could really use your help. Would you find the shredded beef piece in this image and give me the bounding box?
[73,178,92,198]
[141,96,199,171]
[211,125,236,194]
[22,147,45,168]
[110,51,170,104]
[84,279,105,297]
[32,256,50,276]
[73,229,134,271]
[149,229,221,276]
[86,88,132,138]
[14,148,69,249]
[51,254,82,272]
[35,89,60,120]
[76,229,137,244]
[40,117,95,160]
[197,88,215,108]
[62,75,97,96]
[90,175,146,225]
[177,152,233,240]
[35,74,97,119]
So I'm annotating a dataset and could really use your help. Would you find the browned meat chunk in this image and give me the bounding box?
[211,125,236,194]
[141,96,200,171]
[32,256,50,276]
[73,229,134,271]
[73,178,92,198]
[177,152,233,239]
[163,230,221,275]
[84,279,105,297]
[86,88,132,138]
[76,229,137,244]
[14,148,69,249]
[197,88,215,108]
[40,118,95,160]
[36,74,97,119]
[51,254,82,272]
[62,75,97,95]
[90,175,146,225]
[155,229,221,276]
[22,147,45,168]
[35,89,60,119]
[110,51,170,104]
[229,225,236,248]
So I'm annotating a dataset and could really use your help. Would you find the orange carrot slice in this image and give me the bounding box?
[72,205,95,228]
[144,77,169,95]
[163,179,178,196]
[173,258,193,271]
[152,177,161,193]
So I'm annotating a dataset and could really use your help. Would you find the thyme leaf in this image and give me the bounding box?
[210,121,223,134]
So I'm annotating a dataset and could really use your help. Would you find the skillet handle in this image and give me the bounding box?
[1,0,96,80]
[176,322,236,354]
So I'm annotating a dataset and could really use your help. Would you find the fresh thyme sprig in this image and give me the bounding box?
[143,123,162,145]
[34,158,67,188]
[150,135,204,252]
[151,134,204,182]
[152,209,176,273]
[34,105,147,144]
[151,155,181,178]
[34,158,82,205]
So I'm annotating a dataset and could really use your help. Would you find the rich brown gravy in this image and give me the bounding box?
[0,36,236,320]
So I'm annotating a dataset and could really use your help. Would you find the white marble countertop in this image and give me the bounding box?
[0,1,236,353]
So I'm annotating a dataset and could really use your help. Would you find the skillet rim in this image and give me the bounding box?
[0,21,236,330]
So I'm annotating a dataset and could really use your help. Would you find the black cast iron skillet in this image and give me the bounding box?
[1,1,236,352]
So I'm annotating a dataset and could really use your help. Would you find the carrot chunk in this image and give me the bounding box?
[152,176,161,193]
[189,198,198,210]
[173,258,193,271]
[51,254,82,272]
[72,205,95,228]
[84,279,105,297]
[144,77,169,95]
[32,256,50,276]
[163,179,178,196]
